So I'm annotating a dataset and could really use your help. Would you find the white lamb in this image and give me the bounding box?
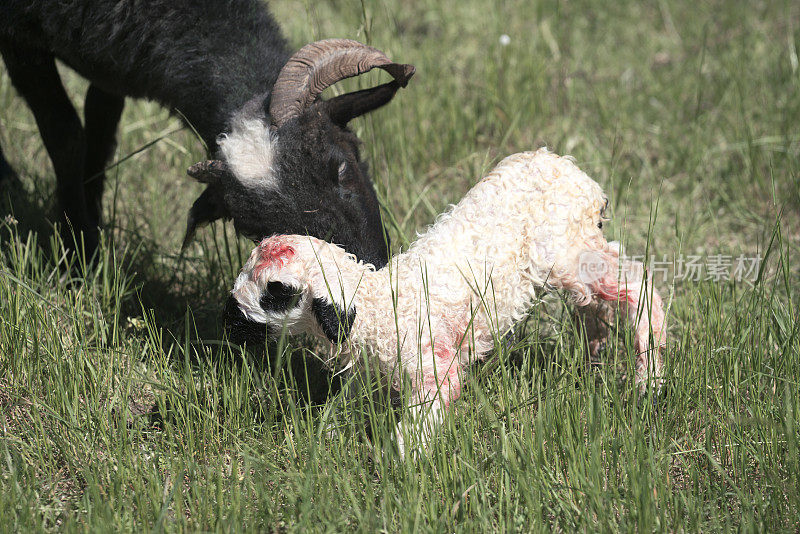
[225,149,667,454]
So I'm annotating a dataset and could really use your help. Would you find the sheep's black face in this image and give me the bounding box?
[185,90,398,269]
[262,111,387,267]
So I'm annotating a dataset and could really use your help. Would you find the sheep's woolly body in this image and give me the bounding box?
[231,149,667,453]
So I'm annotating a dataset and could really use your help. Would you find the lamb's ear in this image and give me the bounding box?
[182,186,229,250]
[311,297,356,343]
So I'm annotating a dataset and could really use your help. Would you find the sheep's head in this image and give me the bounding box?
[224,234,370,346]
[184,40,415,268]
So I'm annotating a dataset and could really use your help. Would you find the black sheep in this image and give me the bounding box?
[0,0,413,267]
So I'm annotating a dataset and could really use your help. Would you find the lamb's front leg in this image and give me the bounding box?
[395,340,462,458]
[573,298,615,366]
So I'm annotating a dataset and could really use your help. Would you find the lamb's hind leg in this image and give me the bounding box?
[592,252,666,392]
[395,395,446,458]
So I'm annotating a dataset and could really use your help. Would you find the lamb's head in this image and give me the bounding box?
[224,234,372,346]
[184,40,415,268]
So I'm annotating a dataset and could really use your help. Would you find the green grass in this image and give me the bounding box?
[1,0,799,530]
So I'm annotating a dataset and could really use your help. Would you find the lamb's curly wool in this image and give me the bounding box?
[229,149,667,453]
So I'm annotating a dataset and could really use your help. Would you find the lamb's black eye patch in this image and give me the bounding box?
[259,281,301,312]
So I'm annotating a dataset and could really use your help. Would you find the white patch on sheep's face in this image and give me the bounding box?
[218,116,278,189]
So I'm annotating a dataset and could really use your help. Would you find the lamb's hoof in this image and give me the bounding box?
[393,429,432,462]
[588,339,607,360]
[636,376,665,409]
[394,434,406,460]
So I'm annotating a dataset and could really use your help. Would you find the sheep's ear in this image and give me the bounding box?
[259,282,302,312]
[323,81,406,127]
[187,160,230,184]
[312,297,355,343]
[182,186,229,250]
[182,159,234,250]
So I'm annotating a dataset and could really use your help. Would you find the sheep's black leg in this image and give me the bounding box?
[0,144,15,182]
[0,45,97,257]
[83,84,125,227]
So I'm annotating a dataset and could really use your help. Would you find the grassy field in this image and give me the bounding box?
[1,0,799,530]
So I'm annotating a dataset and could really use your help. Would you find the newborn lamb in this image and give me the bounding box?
[226,149,667,454]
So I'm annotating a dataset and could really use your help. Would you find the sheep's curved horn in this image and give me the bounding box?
[269,39,415,127]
